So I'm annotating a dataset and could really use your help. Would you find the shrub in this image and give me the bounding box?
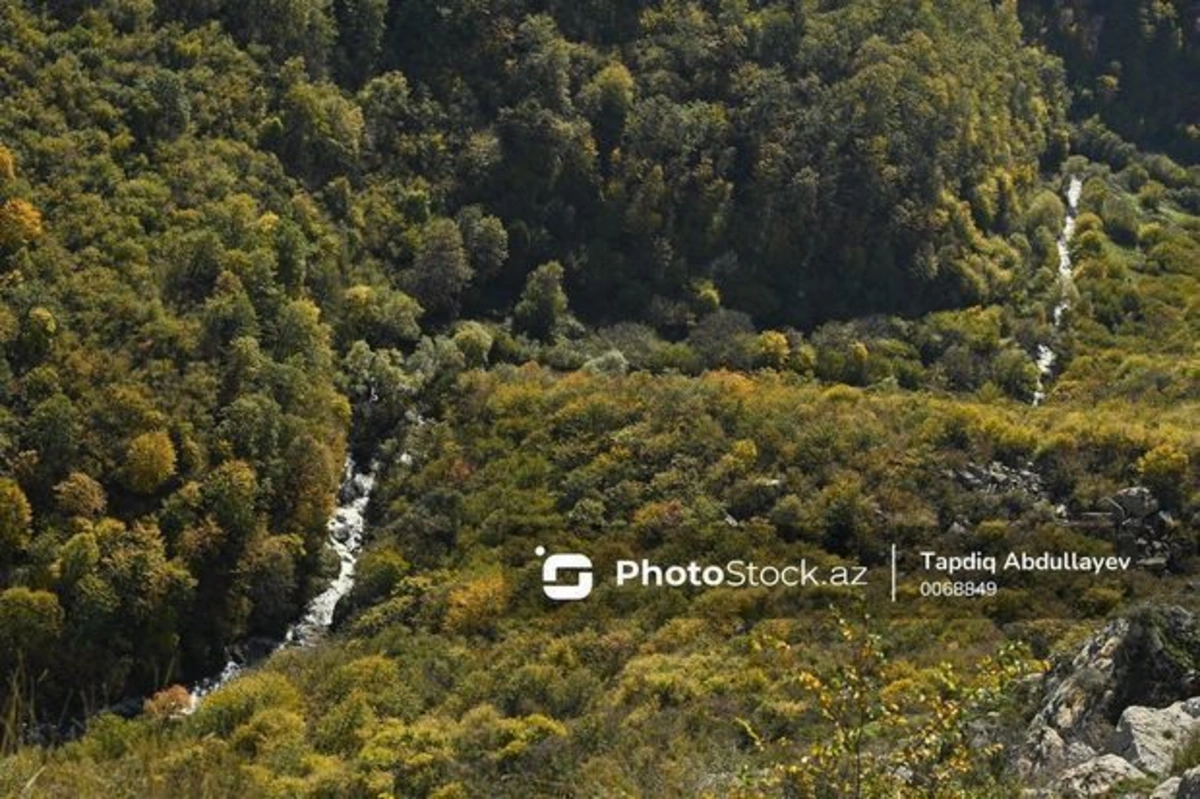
[1138,443,1190,508]
[145,684,192,721]
[582,349,629,375]
[453,321,494,368]
[189,672,302,738]
[1173,726,1200,774]
[1100,195,1138,245]
[444,572,509,636]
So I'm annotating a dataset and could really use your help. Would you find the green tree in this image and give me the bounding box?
[231,0,334,72]
[203,460,259,542]
[24,394,81,481]
[333,0,388,88]
[340,284,423,349]
[581,62,635,161]
[15,307,57,366]
[457,207,509,278]
[275,298,333,370]
[273,76,364,185]
[240,534,303,633]
[514,261,568,341]
[201,272,259,355]
[130,69,191,141]
[453,321,494,368]
[0,588,63,671]
[410,218,473,320]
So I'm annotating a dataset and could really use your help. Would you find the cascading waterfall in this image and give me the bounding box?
[285,462,377,645]
[1032,176,1084,406]
[188,457,377,706]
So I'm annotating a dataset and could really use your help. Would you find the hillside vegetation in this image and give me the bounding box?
[0,0,1197,796]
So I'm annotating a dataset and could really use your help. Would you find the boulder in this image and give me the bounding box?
[1112,487,1159,520]
[1179,766,1200,799]
[1052,754,1146,797]
[1153,777,1182,799]
[1138,557,1170,573]
[1115,699,1200,776]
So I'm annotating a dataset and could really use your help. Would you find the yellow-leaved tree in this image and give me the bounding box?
[0,479,32,566]
[124,431,177,494]
[0,198,42,251]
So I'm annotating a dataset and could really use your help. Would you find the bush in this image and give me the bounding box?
[1174,726,1200,775]
[1138,443,1190,508]
[453,321,494,368]
[755,331,790,370]
[688,310,756,370]
[190,672,303,738]
[581,349,629,375]
[1100,195,1138,245]
[444,572,509,636]
[992,347,1039,402]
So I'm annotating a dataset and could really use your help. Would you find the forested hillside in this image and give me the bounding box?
[0,0,1197,796]
[1019,0,1200,162]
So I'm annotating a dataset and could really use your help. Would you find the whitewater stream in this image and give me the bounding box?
[1032,175,1084,406]
[188,457,377,706]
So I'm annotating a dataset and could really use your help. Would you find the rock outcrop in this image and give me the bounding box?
[1017,617,1128,777]
[1154,777,1184,798]
[1114,699,1200,777]
[1178,767,1200,799]
[1067,485,1186,570]
[1018,606,1200,797]
[953,461,1048,498]
[1051,754,1146,797]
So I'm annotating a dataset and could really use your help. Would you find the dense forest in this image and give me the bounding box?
[1019,0,1200,162]
[0,0,1197,796]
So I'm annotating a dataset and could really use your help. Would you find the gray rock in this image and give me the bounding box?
[1113,487,1159,520]
[1115,701,1200,776]
[1152,777,1182,799]
[1023,619,1128,762]
[954,461,1047,498]
[1066,741,1098,766]
[1075,511,1116,530]
[1053,755,1146,797]
[1018,607,1200,786]
[1019,725,1067,777]
[1179,766,1200,799]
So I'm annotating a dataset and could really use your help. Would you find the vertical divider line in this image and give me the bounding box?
[891,544,897,603]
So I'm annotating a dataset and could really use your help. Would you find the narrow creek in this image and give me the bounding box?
[187,456,378,707]
[1032,175,1084,406]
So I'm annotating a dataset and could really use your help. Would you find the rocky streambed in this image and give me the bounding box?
[188,456,378,706]
[1033,175,1084,407]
